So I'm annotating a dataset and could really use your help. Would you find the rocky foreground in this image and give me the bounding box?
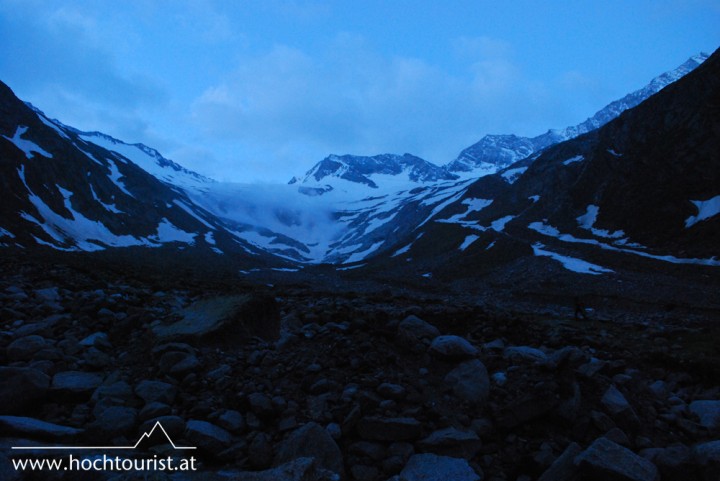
[0,260,719,481]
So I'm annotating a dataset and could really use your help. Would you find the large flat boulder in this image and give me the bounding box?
[152,294,280,343]
[0,416,83,441]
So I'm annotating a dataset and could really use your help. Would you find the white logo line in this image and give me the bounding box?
[11,421,197,450]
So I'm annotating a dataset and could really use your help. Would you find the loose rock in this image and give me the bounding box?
[575,437,659,481]
[398,453,482,481]
[429,335,479,360]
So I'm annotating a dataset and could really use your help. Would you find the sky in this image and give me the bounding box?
[1,1,718,183]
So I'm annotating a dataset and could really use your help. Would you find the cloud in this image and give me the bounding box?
[0,1,167,135]
[190,34,548,176]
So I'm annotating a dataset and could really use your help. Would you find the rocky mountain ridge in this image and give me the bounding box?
[290,53,708,189]
[372,48,720,287]
[445,53,709,174]
[290,153,458,192]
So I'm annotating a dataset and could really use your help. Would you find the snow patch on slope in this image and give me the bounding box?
[501,167,527,184]
[563,155,584,165]
[459,235,480,251]
[529,221,720,266]
[80,133,213,191]
[3,126,53,159]
[106,160,135,198]
[532,243,614,275]
[685,195,720,228]
[89,184,123,214]
[576,205,625,239]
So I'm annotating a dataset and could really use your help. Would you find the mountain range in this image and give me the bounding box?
[0,50,718,291]
[290,53,709,188]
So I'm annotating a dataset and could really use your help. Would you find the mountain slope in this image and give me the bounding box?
[446,53,709,175]
[376,49,720,282]
[0,80,293,267]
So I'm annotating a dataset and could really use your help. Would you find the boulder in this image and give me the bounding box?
[537,442,582,481]
[429,335,478,360]
[504,345,548,363]
[575,437,659,481]
[601,384,640,431]
[641,444,693,480]
[35,287,60,303]
[139,402,172,421]
[92,406,138,437]
[92,381,133,404]
[6,335,48,361]
[399,453,482,481]
[377,382,406,400]
[135,380,177,404]
[689,400,720,431]
[78,332,110,348]
[693,439,720,465]
[151,294,280,343]
[417,427,482,459]
[51,371,104,397]
[217,409,245,433]
[0,367,50,414]
[158,350,201,377]
[397,315,440,351]
[185,420,232,453]
[0,415,83,441]
[274,422,344,476]
[602,385,632,415]
[444,360,490,407]
[248,392,275,418]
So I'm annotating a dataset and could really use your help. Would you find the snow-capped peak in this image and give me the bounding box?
[446,53,709,176]
[291,153,458,194]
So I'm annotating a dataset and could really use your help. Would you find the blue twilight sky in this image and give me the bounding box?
[1,0,718,183]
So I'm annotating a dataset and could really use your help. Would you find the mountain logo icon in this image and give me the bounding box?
[131,421,196,450]
[11,420,197,450]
